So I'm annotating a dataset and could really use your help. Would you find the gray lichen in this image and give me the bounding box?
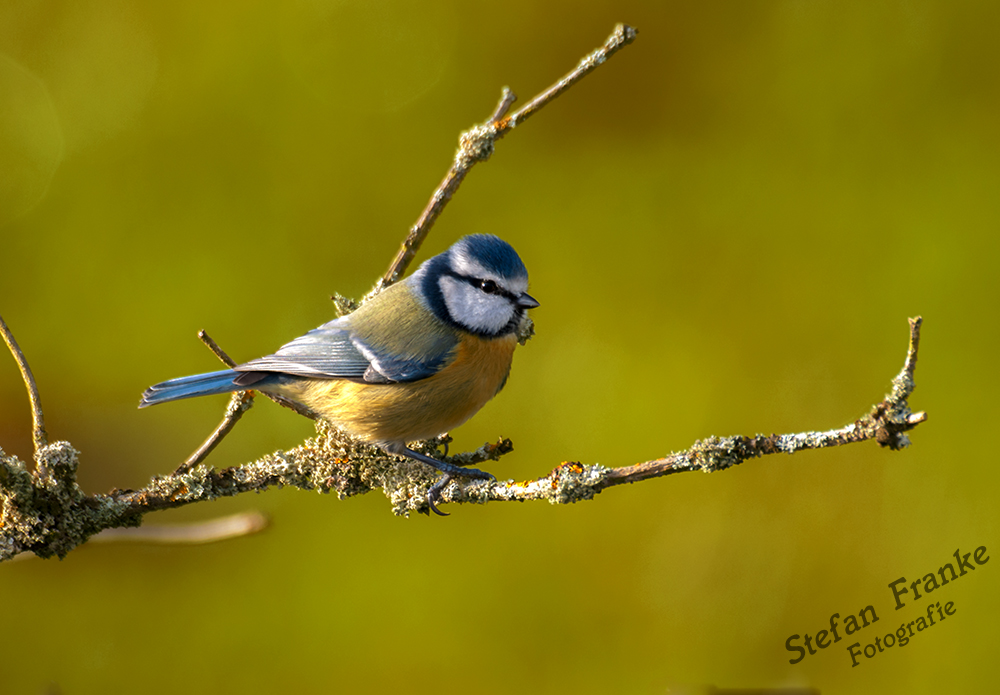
[0,422,501,560]
[0,441,122,560]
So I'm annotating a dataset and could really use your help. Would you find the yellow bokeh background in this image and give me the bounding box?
[2,1,997,692]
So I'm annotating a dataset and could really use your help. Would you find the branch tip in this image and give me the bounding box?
[199,329,238,368]
[490,87,517,122]
[906,316,922,372]
[615,23,639,45]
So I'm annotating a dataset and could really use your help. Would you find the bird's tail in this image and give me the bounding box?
[139,369,242,408]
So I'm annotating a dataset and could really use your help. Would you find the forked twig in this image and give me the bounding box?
[599,317,927,485]
[377,23,638,290]
[174,330,318,475]
[435,318,927,507]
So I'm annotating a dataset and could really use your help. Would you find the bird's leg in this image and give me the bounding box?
[399,446,495,516]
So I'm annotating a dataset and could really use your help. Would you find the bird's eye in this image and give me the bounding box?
[479,279,498,294]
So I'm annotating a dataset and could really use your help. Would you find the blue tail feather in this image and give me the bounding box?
[139,369,242,408]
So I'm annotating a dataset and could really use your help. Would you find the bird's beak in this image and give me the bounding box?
[516,292,540,309]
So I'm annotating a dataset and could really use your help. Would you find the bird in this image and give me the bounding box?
[140,234,539,515]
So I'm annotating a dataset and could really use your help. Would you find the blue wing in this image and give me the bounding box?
[232,315,455,385]
[234,320,371,381]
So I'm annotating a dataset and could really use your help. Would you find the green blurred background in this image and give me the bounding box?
[1,0,997,692]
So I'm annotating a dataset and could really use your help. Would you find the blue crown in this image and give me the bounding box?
[457,234,528,280]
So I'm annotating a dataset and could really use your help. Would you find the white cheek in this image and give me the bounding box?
[440,277,514,334]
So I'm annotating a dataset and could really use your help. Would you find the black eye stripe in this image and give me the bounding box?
[445,271,519,302]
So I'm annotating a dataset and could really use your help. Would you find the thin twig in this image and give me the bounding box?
[174,390,256,475]
[499,23,639,131]
[442,437,515,467]
[377,23,638,289]
[198,329,238,368]
[0,314,47,453]
[91,511,268,545]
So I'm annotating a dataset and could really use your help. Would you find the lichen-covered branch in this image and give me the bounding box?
[0,426,497,560]
[0,317,926,561]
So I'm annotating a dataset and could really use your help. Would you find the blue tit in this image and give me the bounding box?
[140,234,539,515]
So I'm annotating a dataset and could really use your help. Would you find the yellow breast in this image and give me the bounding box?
[268,333,518,446]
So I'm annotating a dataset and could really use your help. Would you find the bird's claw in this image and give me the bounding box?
[426,470,496,516]
[427,474,452,516]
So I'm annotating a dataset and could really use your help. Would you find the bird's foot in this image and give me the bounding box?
[386,444,496,516]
